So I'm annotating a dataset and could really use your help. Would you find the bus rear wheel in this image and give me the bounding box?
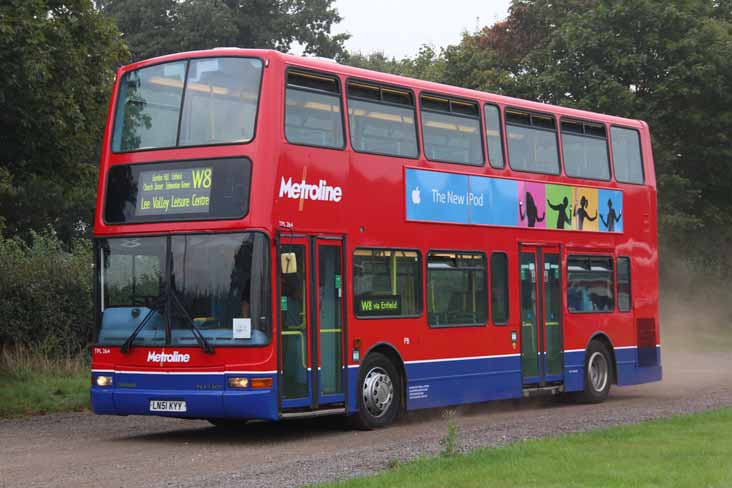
[351,352,401,430]
[579,340,612,403]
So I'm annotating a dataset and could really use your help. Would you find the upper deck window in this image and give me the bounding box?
[506,110,560,175]
[561,119,610,181]
[112,57,263,152]
[484,104,505,169]
[347,81,418,158]
[611,126,645,184]
[420,95,484,166]
[285,70,345,149]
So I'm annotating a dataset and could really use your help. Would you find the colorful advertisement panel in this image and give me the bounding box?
[405,168,623,233]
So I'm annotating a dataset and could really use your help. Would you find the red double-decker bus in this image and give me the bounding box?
[91,49,661,428]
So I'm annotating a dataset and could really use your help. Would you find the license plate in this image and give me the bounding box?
[150,400,187,412]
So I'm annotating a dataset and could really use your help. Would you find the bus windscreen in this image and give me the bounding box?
[104,157,251,224]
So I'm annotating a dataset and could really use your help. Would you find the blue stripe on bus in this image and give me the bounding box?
[92,346,662,420]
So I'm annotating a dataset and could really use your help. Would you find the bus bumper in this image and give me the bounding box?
[90,372,279,421]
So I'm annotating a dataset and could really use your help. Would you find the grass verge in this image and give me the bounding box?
[321,408,732,488]
[0,347,89,418]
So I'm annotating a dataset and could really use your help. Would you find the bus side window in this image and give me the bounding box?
[426,251,487,328]
[611,126,645,184]
[484,104,505,169]
[352,248,422,318]
[561,119,610,181]
[617,256,632,312]
[505,110,560,175]
[490,252,509,325]
[347,81,419,159]
[285,70,345,149]
[420,94,484,166]
[567,255,615,313]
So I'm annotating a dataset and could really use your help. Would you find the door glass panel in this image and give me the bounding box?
[318,245,343,396]
[544,254,562,377]
[520,252,539,379]
[281,244,308,399]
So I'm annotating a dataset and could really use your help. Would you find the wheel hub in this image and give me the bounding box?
[362,367,394,418]
[588,351,608,392]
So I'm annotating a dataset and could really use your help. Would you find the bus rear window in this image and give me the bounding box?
[112,57,263,152]
[104,157,251,224]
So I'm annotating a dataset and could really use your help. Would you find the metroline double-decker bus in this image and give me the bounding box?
[91,49,661,429]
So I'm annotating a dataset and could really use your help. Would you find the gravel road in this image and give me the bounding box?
[1,350,731,488]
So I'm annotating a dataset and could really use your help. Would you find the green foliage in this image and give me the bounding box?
[0,230,94,357]
[322,408,732,488]
[342,45,446,82]
[101,0,350,62]
[0,345,89,417]
[0,1,129,243]
[439,416,460,457]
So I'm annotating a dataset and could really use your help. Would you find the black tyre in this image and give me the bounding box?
[350,352,402,430]
[579,340,612,403]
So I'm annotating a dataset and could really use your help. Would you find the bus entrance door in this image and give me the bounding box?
[278,236,345,411]
[519,244,563,387]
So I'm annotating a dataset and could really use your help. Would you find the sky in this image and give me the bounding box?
[334,0,512,58]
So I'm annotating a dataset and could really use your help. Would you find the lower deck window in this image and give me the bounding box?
[427,251,487,327]
[353,249,421,317]
[567,255,614,313]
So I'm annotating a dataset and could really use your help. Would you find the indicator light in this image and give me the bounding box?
[250,377,273,389]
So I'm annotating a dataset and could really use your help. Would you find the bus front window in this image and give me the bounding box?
[98,237,167,346]
[96,233,271,347]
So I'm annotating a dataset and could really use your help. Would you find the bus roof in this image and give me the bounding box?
[119,48,648,131]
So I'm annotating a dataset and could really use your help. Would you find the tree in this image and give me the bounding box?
[102,0,350,62]
[441,0,732,270]
[0,0,129,242]
[342,45,446,82]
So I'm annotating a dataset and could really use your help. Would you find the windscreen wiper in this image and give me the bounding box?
[169,289,215,354]
[120,295,167,354]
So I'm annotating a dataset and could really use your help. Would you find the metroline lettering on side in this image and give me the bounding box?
[147,351,191,363]
[279,177,342,202]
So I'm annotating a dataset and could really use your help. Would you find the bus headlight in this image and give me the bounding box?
[228,377,249,389]
[95,375,113,387]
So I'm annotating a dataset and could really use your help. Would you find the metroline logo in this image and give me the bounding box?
[146,351,191,363]
[279,176,342,202]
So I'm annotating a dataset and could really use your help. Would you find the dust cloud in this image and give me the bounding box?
[660,252,732,354]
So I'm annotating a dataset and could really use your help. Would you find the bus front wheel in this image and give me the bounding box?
[579,340,612,403]
[351,352,401,430]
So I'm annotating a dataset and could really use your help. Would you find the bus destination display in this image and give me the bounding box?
[136,167,212,216]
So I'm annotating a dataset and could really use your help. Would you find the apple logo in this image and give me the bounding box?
[411,186,421,205]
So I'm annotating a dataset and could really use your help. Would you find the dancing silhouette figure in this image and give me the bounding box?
[547,196,572,229]
[574,195,598,230]
[600,199,622,231]
[519,192,545,228]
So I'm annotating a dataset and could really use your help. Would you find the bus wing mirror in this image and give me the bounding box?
[281,252,297,274]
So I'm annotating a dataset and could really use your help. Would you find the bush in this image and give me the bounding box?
[0,229,93,357]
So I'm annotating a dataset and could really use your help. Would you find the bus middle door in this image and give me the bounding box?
[519,244,563,387]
